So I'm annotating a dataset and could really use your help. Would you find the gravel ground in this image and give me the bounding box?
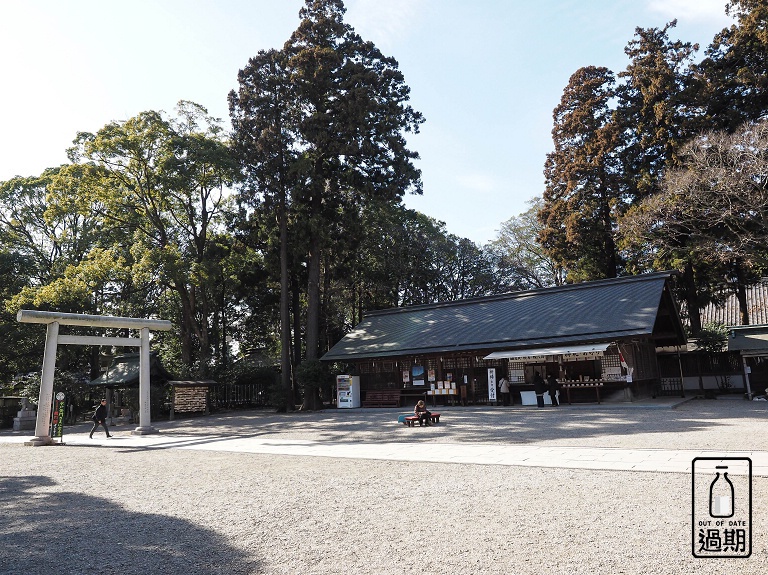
[2,398,767,574]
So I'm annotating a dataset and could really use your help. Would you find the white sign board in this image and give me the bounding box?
[487,368,497,402]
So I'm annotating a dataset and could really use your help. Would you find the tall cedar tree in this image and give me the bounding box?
[229,49,299,411]
[612,22,722,331]
[284,1,423,359]
[696,0,768,132]
[539,66,622,282]
[231,0,422,409]
[616,21,699,201]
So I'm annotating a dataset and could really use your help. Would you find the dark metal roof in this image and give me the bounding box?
[88,353,169,387]
[322,272,686,361]
[167,380,217,387]
[728,324,768,354]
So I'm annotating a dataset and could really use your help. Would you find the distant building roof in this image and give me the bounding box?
[167,380,216,387]
[728,324,768,355]
[88,353,170,387]
[322,272,686,361]
[699,280,768,327]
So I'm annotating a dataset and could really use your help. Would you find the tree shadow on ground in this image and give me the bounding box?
[40,400,768,452]
[282,406,726,445]
[0,475,260,575]
[169,400,768,449]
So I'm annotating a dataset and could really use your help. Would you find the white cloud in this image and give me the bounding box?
[647,0,733,24]
[345,0,432,50]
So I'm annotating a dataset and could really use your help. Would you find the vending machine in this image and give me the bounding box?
[336,375,361,408]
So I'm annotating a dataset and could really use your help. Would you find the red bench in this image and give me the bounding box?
[403,413,441,427]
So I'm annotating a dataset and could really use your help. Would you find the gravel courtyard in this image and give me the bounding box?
[2,399,767,574]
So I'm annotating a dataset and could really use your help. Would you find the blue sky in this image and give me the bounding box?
[0,0,733,244]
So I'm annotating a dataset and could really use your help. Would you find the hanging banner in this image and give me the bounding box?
[412,365,425,386]
[50,392,66,440]
[487,368,497,402]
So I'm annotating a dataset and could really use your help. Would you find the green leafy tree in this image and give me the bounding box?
[438,236,499,301]
[0,250,41,385]
[696,322,729,353]
[0,167,108,383]
[0,168,99,288]
[295,359,333,410]
[487,197,565,289]
[58,102,237,376]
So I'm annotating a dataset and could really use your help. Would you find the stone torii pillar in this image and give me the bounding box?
[17,310,172,446]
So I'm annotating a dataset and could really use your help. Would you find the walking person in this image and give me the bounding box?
[533,371,547,408]
[499,376,511,406]
[547,373,561,407]
[89,399,112,438]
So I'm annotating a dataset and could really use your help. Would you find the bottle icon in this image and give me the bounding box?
[709,466,734,518]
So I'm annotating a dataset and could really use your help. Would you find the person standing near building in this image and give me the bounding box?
[89,399,112,439]
[533,371,547,408]
[499,376,511,406]
[547,373,561,407]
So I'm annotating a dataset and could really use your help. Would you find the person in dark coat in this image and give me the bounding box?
[547,373,561,407]
[414,400,433,426]
[89,399,112,438]
[533,371,547,408]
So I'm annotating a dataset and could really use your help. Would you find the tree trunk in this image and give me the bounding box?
[302,187,324,410]
[305,216,322,362]
[199,286,211,377]
[90,346,102,381]
[279,186,294,412]
[683,260,702,334]
[734,262,750,326]
[322,251,332,354]
[302,242,323,410]
[219,281,228,372]
[179,290,194,370]
[291,273,302,378]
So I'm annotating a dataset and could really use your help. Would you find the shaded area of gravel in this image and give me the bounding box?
[2,399,767,574]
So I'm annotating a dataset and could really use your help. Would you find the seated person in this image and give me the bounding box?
[414,399,432,426]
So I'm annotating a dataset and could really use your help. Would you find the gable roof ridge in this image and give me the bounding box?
[363,271,676,319]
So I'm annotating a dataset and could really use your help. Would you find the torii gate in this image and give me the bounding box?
[17,310,172,446]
